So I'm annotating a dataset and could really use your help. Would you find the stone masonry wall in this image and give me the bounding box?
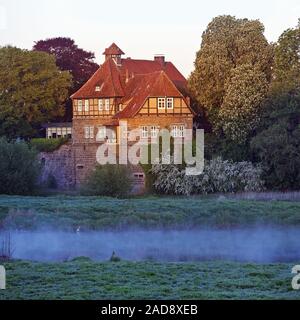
[39,143,75,190]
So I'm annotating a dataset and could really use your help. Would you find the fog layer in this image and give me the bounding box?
[2,228,300,263]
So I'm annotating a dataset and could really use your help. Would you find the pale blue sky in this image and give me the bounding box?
[0,0,299,76]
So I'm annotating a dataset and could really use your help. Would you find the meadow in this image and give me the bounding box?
[0,195,300,230]
[0,195,300,300]
[0,259,298,300]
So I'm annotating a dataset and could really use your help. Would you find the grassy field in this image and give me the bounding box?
[1,195,300,300]
[0,195,300,230]
[0,258,298,300]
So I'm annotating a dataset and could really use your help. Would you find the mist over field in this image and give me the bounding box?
[2,227,300,263]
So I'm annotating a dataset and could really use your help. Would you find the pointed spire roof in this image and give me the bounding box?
[103,43,125,56]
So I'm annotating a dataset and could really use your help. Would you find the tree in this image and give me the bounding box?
[219,64,269,143]
[0,46,72,139]
[250,21,300,190]
[188,15,273,133]
[272,20,300,89]
[33,38,98,121]
[0,138,40,195]
[33,38,98,92]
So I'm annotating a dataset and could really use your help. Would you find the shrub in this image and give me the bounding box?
[0,138,40,195]
[81,164,132,197]
[151,157,264,195]
[30,137,69,153]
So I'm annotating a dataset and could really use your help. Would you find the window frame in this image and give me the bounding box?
[150,125,159,138]
[158,97,166,109]
[98,99,103,111]
[105,99,110,111]
[78,100,83,112]
[141,126,149,139]
[84,126,94,139]
[171,124,185,138]
[167,97,174,109]
[84,99,89,112]
[178,125,185,137]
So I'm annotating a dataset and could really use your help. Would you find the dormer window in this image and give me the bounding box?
[158,97,166,109]
[95,86,101,92]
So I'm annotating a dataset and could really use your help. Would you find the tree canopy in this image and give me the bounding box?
[250,21,300,190]
[188,15,273,141]
[33,37,99,92]
[0,46,72,139]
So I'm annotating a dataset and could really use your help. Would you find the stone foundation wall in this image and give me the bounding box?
[39,143,75,190]
[38,142,145,193]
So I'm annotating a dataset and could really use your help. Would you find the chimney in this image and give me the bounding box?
[154,55,165,67]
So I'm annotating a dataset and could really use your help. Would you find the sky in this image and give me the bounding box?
[0,0,299,77]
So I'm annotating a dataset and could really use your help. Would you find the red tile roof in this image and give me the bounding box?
[71,58,124,98]
[121,58,187,92]
[103,43,125,55]
[71,43,193,118]
[115,71,184,118]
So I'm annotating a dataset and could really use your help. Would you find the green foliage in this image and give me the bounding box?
[0,46,72,139]
[30,138,69,153]
[204,133,251,162]
[250,22,300,190]
[273,22,300,89]
[219,65,269,142]
[188,15,272,117]
[251,90,300,190]
[81,164,132,197]
[151,158,264,196]
[0,138,40,195]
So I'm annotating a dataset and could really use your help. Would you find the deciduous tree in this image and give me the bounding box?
[188,15,273,139]
[0,46,71,139]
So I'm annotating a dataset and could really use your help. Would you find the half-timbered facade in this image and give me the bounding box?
[70,43,195,188]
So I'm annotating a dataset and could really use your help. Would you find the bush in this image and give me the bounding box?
[151,157,264,196]
[251,124,300,190]
[30,137,69,153]
[81,164,132,197]
[0,138,40,195]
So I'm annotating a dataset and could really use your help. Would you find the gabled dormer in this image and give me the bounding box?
[103,43,124,66]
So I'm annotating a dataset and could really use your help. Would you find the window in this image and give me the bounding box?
[158,97,166,109]
[178,125,185,137]
[78,100,83,112]
[98,99,103,111]
[171,125,185,138]
[171,125,178,138]
[95,86,101,92]
[98,126,106,139]
[141,126,148,138]
[150,126,158,138]
[84,100,89,112]
[84,126,94,139]
[167,97,174,109]
[105,99,110,111]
